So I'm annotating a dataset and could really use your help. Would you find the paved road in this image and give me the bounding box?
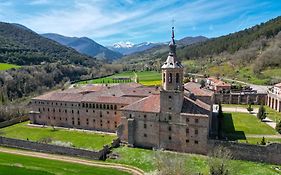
[0,147,144,175]
[221,77,271,93]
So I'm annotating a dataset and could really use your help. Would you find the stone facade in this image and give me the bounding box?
[29,28,213,155]
[0,136,109,160]
[214,93,267,105]
[267,83,281,112]
[208,140,281,165]
[119,28,212,154]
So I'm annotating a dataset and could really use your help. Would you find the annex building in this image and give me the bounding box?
[30,28,214,154]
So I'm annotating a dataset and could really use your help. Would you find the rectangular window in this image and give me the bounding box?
[144,123,147,128]
[195,119,199,123]
[186,128,189,134]
[194,140,199,144]
[168,126,171,131]
[186,139,189,143]
[195,129,198,135]
[169,136,172,140]
[144,134,147,137]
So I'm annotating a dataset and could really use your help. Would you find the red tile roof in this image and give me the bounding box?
[184,82,214,96]
[82,96,142,104]
[274,83,281,88]
[121,94,160,113]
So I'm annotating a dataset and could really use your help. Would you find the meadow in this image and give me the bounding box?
[0,151,129,175]
[107,146,281,175]
[78,71,161,86]
[0,63,21,71]
[0,122,117,150]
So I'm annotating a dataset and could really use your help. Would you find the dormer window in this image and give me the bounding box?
[170,63,173,65]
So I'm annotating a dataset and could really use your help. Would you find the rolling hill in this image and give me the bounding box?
[117,36,208,64]
[42,33,123,61]
[0,22,100,67]
[118,16,281,85]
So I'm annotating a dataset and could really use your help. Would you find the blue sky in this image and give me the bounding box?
[0,0,280,45]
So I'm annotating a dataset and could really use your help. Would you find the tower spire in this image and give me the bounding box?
[169,26,176,56]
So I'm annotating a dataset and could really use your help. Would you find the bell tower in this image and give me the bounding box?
[162,27,184,91]
[160,27,184,114]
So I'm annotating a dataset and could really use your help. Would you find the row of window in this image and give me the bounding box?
[143,123,199,135]
[35,101,120,111]
[38,108,117,116]
[186,118,199,123]
[39,115,118,128]
[143,133,199,144]
[82,103,118,110]
[163,73,180,83]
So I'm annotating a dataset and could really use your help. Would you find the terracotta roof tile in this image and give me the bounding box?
[121,94,160,113]
[184,82,213,96]
[274,83,281,88]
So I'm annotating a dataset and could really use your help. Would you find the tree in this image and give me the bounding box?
[200,79,206,88]
[247,104,253,113]
[209,146,232,175]
[260,137,266,145]
[257,105,266,121]
[217,103,224,139]
[276,120,281,134]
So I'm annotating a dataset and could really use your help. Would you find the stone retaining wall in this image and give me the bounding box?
[0,136,109,160]
[208,140,281,165]
[0,116,29,128]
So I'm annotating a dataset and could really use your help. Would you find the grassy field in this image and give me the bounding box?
[107,146,281,175]
[0,122,117,150]
[0,151,129,175]
[222,104,281,121]
[0,63,21,71]
[78,71,161,86]
[222,112,277,135]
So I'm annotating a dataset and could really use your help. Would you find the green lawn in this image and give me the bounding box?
[78,71,161,86]
[0,122,117,150]
[223,112,277,135]
[222,104,281,121]
[0,63,21,71]
[107,146,281,175]
[0,152,129,175]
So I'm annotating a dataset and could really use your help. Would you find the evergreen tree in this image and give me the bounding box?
[276,120,281,134]
[257,105,266,121]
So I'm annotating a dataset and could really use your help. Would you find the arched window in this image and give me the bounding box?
[169,73,172,83]
[163,73,165,82]
[176,73,179,83]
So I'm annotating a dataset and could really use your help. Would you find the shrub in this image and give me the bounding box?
[260,137,266,145]
[247,104,253,113]
[276,120,281,134]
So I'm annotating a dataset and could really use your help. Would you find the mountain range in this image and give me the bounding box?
[0,22,100,67]
[41,33,123,61]
[107,36,208,55]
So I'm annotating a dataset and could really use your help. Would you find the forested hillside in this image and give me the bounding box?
[119,16,281,85]
[0,22,99,66]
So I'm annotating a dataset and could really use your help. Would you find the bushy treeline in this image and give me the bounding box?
[0,22,100,66]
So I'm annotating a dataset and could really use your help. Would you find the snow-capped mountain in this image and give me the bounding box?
[108,41,164,55]
[112,41,134,49]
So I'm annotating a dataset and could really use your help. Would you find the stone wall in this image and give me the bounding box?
[214,93,266,105]
[0,136,109,160]
[208,140,281,165]
[0,116,29,128]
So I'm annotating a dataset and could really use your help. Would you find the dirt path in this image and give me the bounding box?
[0,147,144,175]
